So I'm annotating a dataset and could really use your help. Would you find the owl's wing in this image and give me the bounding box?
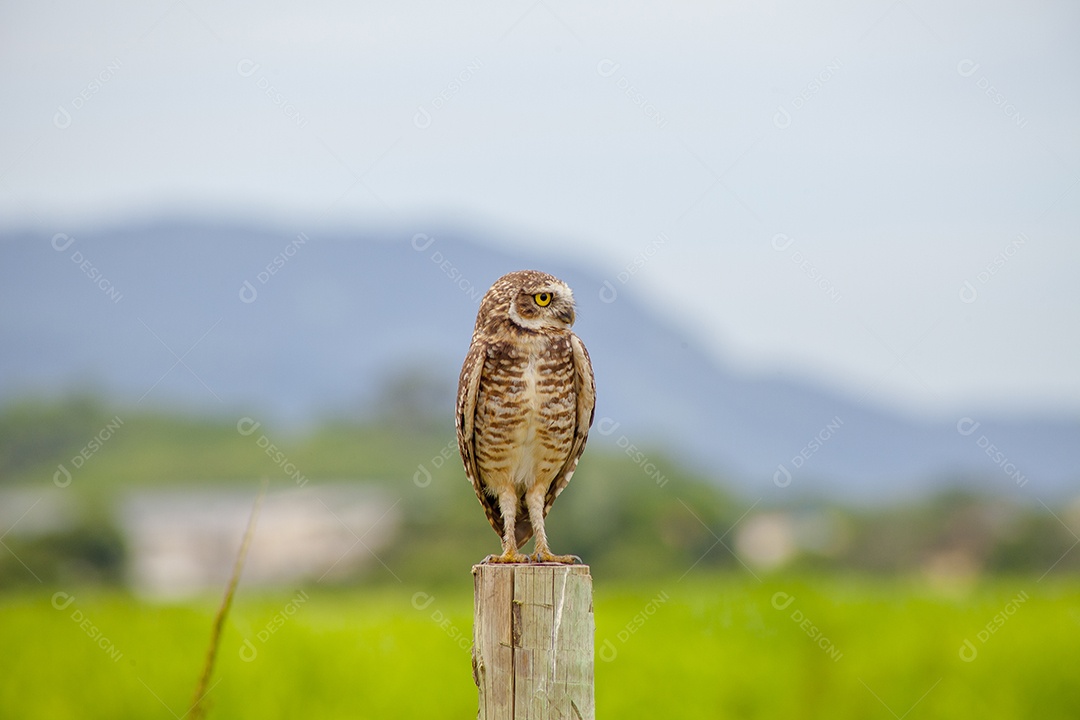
[456,339,505,536]
[543,333,596,516]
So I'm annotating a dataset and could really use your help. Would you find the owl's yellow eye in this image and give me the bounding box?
[534,292,552,307]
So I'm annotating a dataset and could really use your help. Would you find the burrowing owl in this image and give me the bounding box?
[456,270,596,564]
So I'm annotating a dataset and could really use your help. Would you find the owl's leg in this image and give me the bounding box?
[525,486,580,565]
[484,489,531,564]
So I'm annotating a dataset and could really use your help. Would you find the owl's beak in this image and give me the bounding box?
[557,305,575,325]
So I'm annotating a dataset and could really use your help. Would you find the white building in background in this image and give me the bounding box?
[119,483,400,599]
[735,510,851,571]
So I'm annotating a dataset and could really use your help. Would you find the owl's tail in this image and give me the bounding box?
[514,511,534,548]
[482,495,536,548]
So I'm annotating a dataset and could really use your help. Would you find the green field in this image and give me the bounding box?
[3,400,1079,717]
[2,575,1078,719]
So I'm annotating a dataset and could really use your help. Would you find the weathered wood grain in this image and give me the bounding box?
[473,564,594,720]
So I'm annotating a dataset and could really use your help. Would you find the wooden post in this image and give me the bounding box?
[472,564,594,720]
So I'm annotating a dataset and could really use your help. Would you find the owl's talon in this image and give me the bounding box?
[484,551,532,564]
[530,551,581,565]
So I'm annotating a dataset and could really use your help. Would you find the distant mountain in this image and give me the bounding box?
[2,219,1076,502]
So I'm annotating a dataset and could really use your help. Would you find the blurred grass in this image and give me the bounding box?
[3,398,1079,717]
[2,575,1077,719]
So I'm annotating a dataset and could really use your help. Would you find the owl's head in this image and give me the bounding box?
[479,270,576,333]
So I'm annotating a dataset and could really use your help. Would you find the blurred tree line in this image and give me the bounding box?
[0,395,1076,590]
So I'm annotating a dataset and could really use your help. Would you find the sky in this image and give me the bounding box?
[2,0,1078,419]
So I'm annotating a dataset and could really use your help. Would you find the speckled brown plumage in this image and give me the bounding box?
[456,270,596,563]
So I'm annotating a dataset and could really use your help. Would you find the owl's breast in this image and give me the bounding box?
[474,336,577,492]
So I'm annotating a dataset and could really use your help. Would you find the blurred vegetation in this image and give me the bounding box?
[2,395,1078,718]
[0,395,1077,591]
[1,578,1078,719]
